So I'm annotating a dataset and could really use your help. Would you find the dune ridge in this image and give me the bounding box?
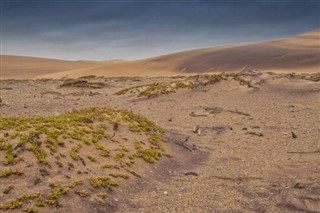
[1,29,319,79]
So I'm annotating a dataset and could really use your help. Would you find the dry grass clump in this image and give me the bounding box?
[114,81,193,97]
[114,71,262,98]
[281,72,320,82]
[60,79,105,88]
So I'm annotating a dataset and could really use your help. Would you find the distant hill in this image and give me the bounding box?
[2,29,319,79]
[0,55,104,79]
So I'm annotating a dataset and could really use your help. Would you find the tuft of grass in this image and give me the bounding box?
[87,155,96,162]
[90,176,118,188]
[96,192,107,199]
[68,180,84,189]
[75,189,88,197]
[109,173,129,179]
[69,143,82,160]
[23,205,38,213]
[0,168,24,178]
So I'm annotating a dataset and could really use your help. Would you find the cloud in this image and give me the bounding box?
[2,0,319,60]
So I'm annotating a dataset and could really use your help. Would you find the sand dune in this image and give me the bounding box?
[38,29,319,79]
[0,55,103,79]
[1,29,319,79]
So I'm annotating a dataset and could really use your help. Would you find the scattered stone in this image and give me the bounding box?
[0,87,13,90]
[64,174,71,179]
[163,191,168,195]
[293,183,305,189]
[189,112,207,117]
[39,168,50,176]
[247,132,263,137]
[88,91,102,96]
[185,172,198,176]
[291,132,298,139]
[33,177,42,185]
[80,157,86,166]
[68,162,74,170]
[3,185,14,194]
[204,106,224,114]
[197,128,201,136]
[228,109,250,117]
[113,122,119,131]
[0,97,9,107]
[166,131,193,152]
[168,117,173,122]
[41,91,63,97]
[125,168,142,178]
[192,125,199,133]
[250,126,260,129]
[189,112,196,117]
[55,161,63,168]
[211,126,230,134]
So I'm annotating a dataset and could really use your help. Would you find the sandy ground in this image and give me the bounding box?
[0,55,105,79]
[0,71,319,212]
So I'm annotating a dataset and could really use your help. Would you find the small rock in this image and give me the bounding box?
[33,177,42,185]
[185,172,198,176]
[189,112,196,117]
[291,132,297,139]
[293,183,305,189]
[247,131,263,137]
[39,168,50,176]
[163,191,168,195]
[113,122,119,131]
[0,97,9,107]
[197,128,201,136]
[168,117,173,122]
[80,157,86,166]
[192,124,199,133]
[3,185,14,194]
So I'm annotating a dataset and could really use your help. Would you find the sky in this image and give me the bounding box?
[1,0,320,61]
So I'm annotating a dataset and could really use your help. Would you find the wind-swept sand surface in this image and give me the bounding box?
[34,29,320,79]
[0,71,319,212]
[0,55,103,79]
[1,29,319,80]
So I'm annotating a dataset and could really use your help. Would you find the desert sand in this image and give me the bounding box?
[1,29,319,80]
[0,71,319,212]
[0,29,319,213]
[0,55,104,79]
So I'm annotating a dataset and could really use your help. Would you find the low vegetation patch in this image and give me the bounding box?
[0,107,169,211]
[114,81,193,97]
[114,70,263,97]
[60,79,105,88]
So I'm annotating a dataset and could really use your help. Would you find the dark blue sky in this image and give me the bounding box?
[1,0,319,60]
